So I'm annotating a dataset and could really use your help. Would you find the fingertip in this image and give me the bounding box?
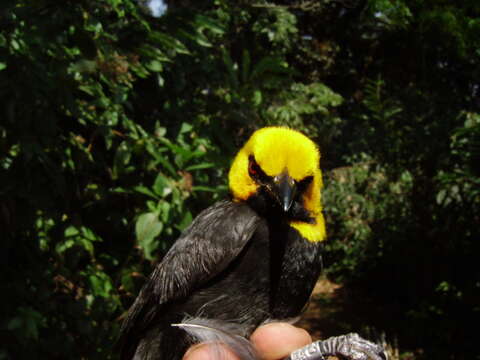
[251,323,312,360]
[183,344,241,360]
[183,344,208,360]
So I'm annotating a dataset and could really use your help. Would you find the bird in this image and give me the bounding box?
[118,126,327,360]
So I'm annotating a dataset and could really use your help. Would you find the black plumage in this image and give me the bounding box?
[118,200,323,359]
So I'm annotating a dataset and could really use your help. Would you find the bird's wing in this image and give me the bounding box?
[118,200,260,356]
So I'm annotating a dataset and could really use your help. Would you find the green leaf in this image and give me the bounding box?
[56,239,75,254]
[184,163,215,171]
[149,31,191,55]
[79,238,94,255]
[8,307,45,340]
[194,34,213,47]
[0,63,6,71]
[252,90,262,106]
[136,212,163,260]
[88,271,113,298]
[157,74,165,87]
[113,141,132,179]
[78,84,97,96]
[65,226,80,237]
[159,201,171,223]
[194,15,225,35]
[179,122,193,134]
[176,211,192,231]
[134,185,160,199]
[69,59,96,73]
[153,174,171,197]
[250,56,289,80]
[222,48,238,89]
[11,39,20,51]
[146,60,163,72]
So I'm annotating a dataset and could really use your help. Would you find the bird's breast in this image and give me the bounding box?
[269,222,323,319]
[178,219,322,329]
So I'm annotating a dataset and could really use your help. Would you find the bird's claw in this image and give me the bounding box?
[287,333,387,360]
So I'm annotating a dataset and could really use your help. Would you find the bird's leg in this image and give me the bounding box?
[285,333,387,360]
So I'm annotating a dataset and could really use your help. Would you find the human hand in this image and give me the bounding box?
[183,322,312,360]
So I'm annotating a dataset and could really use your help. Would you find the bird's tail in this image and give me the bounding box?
[172,317,258,360]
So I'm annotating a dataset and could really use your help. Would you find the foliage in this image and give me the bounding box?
[0,0,479,359]
[323,155,414,281]
[0,1,339,358]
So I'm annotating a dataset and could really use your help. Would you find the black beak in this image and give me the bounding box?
[272,171,296,212]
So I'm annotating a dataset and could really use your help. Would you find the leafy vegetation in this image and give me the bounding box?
[1,0,478,359]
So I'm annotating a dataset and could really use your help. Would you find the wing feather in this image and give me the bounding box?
[118,200,260,359]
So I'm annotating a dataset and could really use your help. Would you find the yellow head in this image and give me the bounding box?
[228,127,326,242]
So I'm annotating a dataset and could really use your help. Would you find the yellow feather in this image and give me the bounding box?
[290,213,326,243]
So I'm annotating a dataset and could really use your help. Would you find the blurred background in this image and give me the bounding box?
[0,0,478,359]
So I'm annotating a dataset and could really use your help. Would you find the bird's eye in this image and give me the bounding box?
[248,158,260,176]
[248,155,269,182]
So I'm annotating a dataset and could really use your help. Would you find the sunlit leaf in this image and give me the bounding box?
[153,173,170,197]
[146,59,163,72]
[134,185,160,199]
[136,212,163,260]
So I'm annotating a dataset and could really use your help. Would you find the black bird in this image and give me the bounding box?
[118,127,384,360]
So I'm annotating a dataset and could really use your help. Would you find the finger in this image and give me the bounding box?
[250,323,312,360]
[183,343,241,360]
